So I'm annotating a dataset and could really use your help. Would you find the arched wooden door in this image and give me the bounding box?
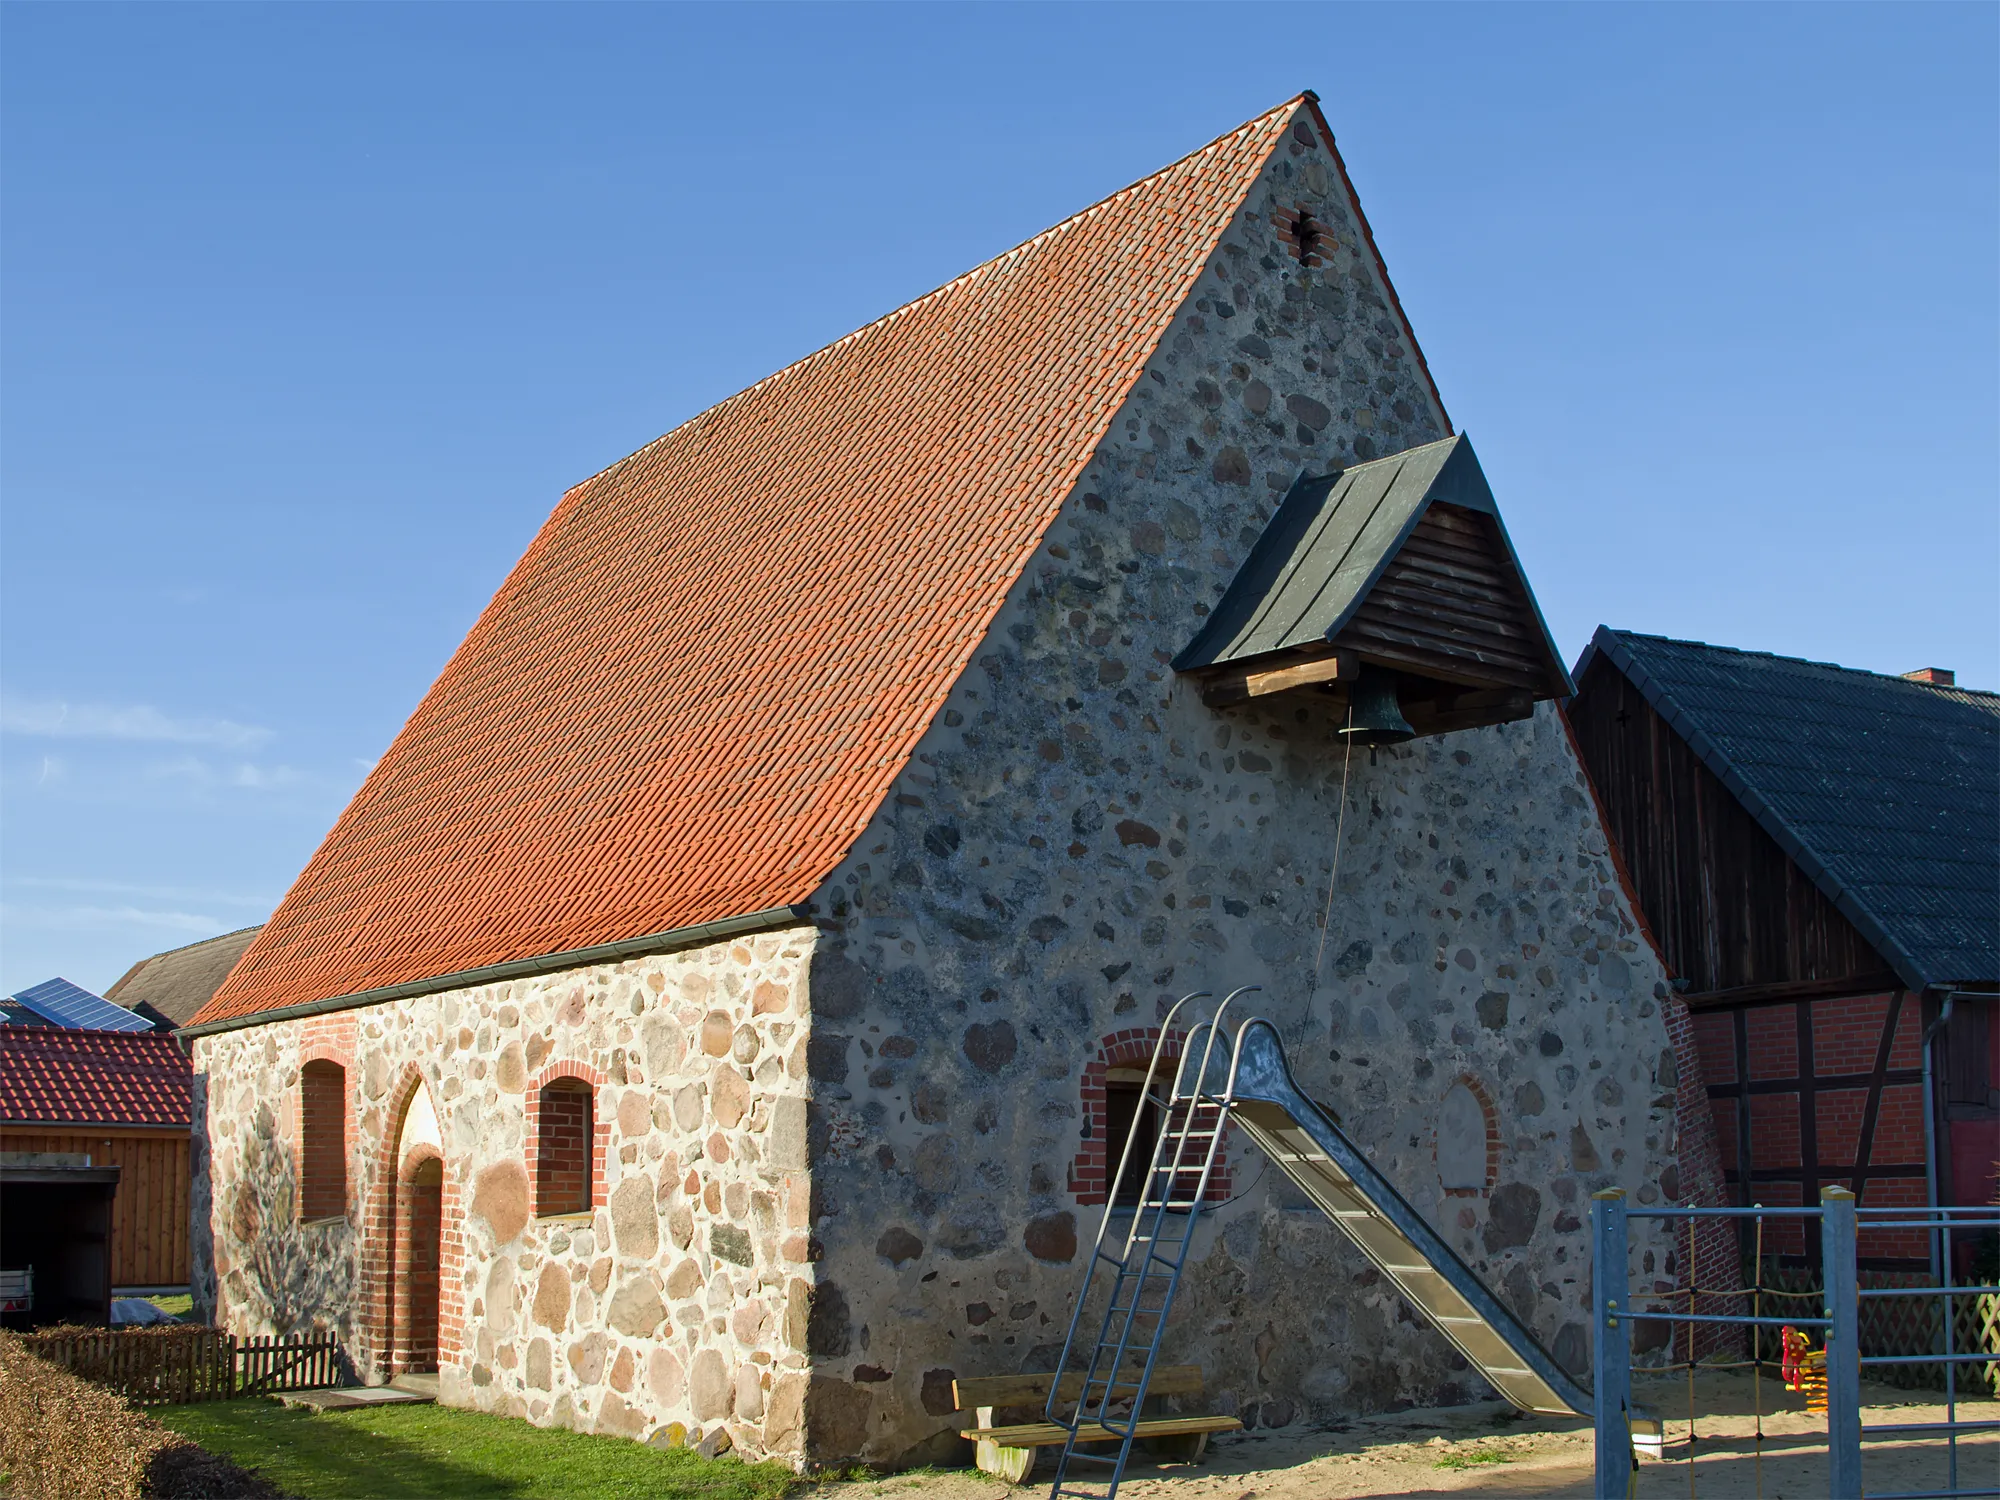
[396,1155,443,1374]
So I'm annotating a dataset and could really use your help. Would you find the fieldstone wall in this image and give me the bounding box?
[791,103,1702,1464]
[192,926,822,1463]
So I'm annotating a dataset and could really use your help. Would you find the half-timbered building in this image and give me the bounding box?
[1568,630,2000,1275]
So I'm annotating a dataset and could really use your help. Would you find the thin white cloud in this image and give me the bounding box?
[230,762,302,790]
[7,876,275,910]
[0,902,226,934]
[1,698,273,750]
[141,756,305,791]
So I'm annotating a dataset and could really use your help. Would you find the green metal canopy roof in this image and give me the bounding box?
[1173,433,1570,695]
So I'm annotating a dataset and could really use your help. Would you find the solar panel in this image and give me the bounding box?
[8,977,156,1032]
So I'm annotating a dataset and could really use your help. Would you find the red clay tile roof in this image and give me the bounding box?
[0,1028,193,1128]
[197,95,1426,1028]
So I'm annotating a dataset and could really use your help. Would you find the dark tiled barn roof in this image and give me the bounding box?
[197,95,1443,1029]
[0,1027,193,1129]
[1578,629,2000,991]
[104,925,262,1027]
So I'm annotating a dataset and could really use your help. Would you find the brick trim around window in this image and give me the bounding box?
[1070,1028,1234,1207]
[1439,1072,1502,1198]
[296,1015,358,1224]
[527,1061,608,1217]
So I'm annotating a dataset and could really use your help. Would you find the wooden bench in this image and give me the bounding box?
[952,1365,1241,1482]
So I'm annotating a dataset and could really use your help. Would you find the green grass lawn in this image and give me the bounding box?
[146,1292,195,1319]
[154,1398,800,1500]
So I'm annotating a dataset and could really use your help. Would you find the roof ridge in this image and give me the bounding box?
[563,95,1311,497]
[115,923,264,965]
[1603,627,1999,700]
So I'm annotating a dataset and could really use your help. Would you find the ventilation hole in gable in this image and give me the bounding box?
[1282,210,1326,266]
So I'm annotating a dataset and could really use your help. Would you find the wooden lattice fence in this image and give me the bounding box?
[19,1325,342,1404]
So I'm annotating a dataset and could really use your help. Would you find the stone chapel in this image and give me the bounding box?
[184,92,1725,1467]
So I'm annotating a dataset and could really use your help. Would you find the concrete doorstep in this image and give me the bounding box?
[278,1374,438,1410]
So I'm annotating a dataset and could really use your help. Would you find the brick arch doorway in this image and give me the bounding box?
[395,1153,444,1374]
[381,1075,447,1378]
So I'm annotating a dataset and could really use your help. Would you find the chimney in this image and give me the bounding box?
[1902,668,1955,686]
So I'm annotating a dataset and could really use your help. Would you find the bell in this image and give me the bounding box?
[1338,665,1415,746]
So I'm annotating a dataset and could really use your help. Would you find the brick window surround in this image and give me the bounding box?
[295,1018,357,1225]
[1071,1029,1234,1208]
[527,1063,608,1218]
[297,1060,349,1221]
[1439,1072,1501,1198]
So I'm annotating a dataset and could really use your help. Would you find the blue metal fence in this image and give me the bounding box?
[1592,1189,2000,1500]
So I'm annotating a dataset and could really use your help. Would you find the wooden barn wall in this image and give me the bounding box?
[1566,656,1893,997]
[1,1127,191,1286]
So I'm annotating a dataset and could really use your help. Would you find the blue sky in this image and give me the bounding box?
[3,3,1994,998]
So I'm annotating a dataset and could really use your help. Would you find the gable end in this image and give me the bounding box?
[1567,650,1901,999]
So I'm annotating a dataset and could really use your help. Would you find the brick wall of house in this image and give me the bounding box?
[1689,992,1931,1263]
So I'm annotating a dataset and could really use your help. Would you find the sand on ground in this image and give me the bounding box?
[804,1370,1999,1499]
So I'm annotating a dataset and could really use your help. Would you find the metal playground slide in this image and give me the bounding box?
[1218,1016,1590,1417]
[1044,999,1588,1499]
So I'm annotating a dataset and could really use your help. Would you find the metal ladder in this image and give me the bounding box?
[1043,989,1257,1500]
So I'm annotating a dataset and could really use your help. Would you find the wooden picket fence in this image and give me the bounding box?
[236,1331,343,1397]
[20,1325,342,1405]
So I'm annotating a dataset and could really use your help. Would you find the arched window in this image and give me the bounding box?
[298,1060,348,1221]
[1438,1076,1496,1195]
[534,1077,595,1217]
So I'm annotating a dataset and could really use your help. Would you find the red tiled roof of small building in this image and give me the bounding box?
[197,95,1436,1027]
[0,1027,193,1129]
